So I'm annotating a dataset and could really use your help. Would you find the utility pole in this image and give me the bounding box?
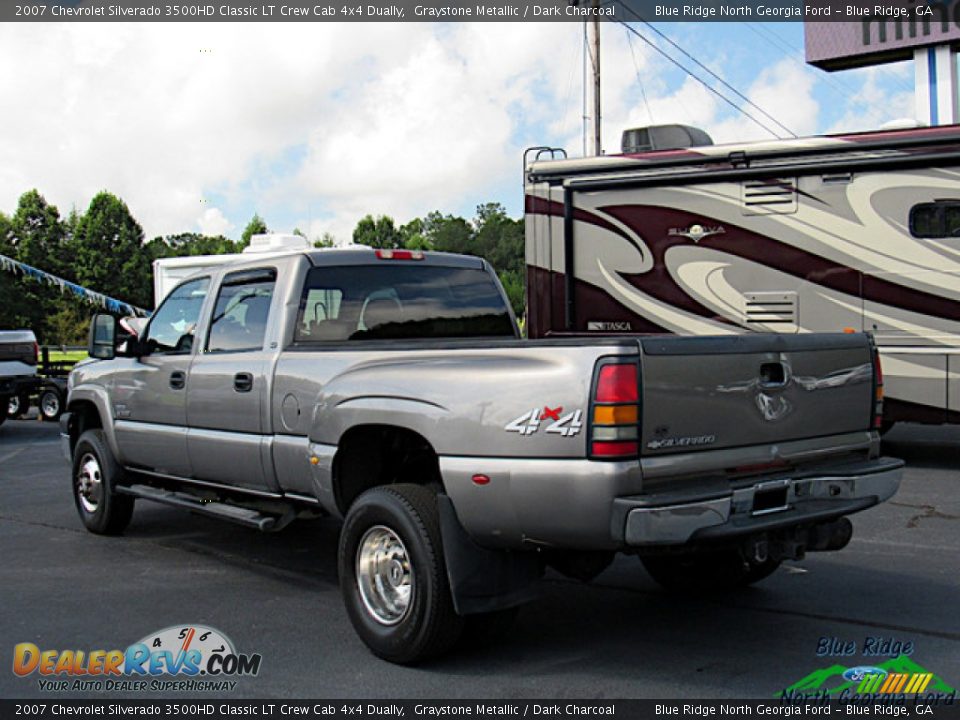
[584,0,602,156]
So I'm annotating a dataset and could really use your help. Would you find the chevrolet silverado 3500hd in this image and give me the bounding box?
[62,246,902,662]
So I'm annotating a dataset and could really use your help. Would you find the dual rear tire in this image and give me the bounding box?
[338,484,464,664]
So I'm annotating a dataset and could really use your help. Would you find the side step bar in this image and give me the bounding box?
[116,484,282,532]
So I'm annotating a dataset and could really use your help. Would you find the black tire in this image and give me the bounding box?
[71,429,135,535]
[642,549,780,592]
[339,484,463,664]
[0,408,6,427]
[39,387,63,421]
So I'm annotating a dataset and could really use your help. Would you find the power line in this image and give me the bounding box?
[617,7,798,138]
[624,26,654,125]
[615,18,784,140]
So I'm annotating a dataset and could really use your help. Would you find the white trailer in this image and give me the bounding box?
[152,234,312,306]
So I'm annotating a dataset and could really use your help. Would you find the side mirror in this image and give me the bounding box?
[88,314,117,360]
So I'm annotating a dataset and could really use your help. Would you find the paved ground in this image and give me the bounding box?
[0,419,957,700]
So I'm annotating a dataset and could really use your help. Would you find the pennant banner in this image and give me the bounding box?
[0,253,150,317]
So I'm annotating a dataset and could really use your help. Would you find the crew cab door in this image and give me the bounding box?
[186,268,277,492]
[111,276,210,477]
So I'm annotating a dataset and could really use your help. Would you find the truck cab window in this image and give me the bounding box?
[294,265,515,342]
[142,277,210,354]
[207,269,277,353]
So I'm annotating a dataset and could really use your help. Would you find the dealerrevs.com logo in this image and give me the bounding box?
[13,625,262,692]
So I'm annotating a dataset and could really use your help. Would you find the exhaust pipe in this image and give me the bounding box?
[806,517,853,552]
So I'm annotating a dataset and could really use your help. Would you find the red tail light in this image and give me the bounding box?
[590,361,640,459]
[375,249,423,261]
[33,342,39,366]
[595,364,638,403]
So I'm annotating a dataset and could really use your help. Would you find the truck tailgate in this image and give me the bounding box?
[638,334,874,455]
[0,331,37,379]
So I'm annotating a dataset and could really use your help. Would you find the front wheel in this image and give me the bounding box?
[72,429,135,535]
[339,484,463,664]
[39,387,63,421]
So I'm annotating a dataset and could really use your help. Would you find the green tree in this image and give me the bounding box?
[0,211,33,331]
[473,202,524,275]
[3,191,70,338]
[353,214,402,249]
[422,212,472,255]
[240,213,268,248]
[71,192,151,310]
[147,233,238,259]
[400,218,431,250]
[313,232,337,248]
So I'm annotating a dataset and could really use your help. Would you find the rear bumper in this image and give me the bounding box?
[440,453,902,551]
[619,457,903,547]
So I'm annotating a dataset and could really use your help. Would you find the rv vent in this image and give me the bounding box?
[741,178,798,216]
[744,292,798,333]
[621,124,713,153]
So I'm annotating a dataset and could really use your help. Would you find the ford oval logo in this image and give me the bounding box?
[843,666,888,682]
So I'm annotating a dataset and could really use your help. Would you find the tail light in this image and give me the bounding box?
[873,349,884,429]
[589,360,640,459]
[375,249,423,260]
[32,342,39,366]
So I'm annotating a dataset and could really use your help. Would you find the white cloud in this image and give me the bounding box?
[0,21,917,249]
[196,207,233,237]
[0,22,585,243]
[824,65,915,134]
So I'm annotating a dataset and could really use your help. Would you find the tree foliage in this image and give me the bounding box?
[70,192,151,309]
[353,214,403,249]
[240,213,268,248]
[0,186,529,343]
[352,204,527,317]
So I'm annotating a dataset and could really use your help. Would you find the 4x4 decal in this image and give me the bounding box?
[505,407,583,437]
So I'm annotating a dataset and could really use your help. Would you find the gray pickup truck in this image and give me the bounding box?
[63,246,902,663]
[1,330,38,425]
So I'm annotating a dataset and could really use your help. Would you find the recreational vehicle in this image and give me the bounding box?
[524,124,960,428]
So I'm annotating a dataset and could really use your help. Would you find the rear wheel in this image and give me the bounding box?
[339,484,463,663]
[641,550,781,592]
[7,392,29,418]
[72,429,135,535]
[39,387,63,421]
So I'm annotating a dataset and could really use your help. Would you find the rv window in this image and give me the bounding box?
[909,201,960,238]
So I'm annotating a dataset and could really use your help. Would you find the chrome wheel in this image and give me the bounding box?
[355,525,413,626]
[76,452,103,514]
[40,391,60,419]
[8,396,20,416]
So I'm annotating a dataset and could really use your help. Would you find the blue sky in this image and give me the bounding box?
[0,21,916,244]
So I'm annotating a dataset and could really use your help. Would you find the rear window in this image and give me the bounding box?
[295,264,515,342]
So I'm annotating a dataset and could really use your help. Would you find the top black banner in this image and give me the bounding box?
[4,0,958,23]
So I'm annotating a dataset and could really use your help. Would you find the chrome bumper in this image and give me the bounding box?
[622,458,903,547]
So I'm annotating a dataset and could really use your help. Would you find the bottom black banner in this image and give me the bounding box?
[2,700,960,720]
